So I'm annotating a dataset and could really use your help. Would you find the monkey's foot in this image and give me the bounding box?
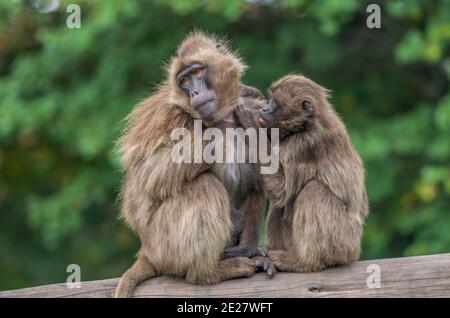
[264,250,323,273]
[254,256,276,278]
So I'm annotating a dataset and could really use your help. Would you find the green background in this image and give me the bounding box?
[0,0,449,290]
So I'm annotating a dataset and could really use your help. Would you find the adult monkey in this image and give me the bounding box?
[115,32,265,298]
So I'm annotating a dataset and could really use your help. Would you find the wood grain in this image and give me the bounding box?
[1,253,449,298]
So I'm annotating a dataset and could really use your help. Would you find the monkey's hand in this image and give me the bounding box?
[254,256,276,278]
[235,102,260,129]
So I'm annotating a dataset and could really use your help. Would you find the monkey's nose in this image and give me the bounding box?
[194,91,200,95]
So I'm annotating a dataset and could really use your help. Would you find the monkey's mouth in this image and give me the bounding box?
[196,98,215,109]
[259,116,268,126]
[195,98,217,117]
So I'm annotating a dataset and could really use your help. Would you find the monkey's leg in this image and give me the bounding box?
[222,191,265,259]
[115,254,156,298]
[186,257,256,285]
[266,207,290,250]
[250,206,291,277]
[144,172,237,284]
[256,249,324,274]
[294,180,361,269]
[225,208,245,249]
[268,180,362,273]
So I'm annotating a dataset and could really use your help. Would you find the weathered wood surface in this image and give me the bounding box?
[1,253,449,298]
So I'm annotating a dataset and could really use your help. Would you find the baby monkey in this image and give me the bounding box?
[237,75,368,274]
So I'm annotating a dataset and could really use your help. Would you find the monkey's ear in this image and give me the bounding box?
[240,84,263,99]
[301,100,314,116]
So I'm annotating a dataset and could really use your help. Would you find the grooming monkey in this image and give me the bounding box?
[237,74,368,273]
[115,33,266,297]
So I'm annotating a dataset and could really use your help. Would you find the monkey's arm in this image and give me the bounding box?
[140,145,209,201]
[261,164,290,208]
[222,191,265,259]
[235,97,264,130]
[235,100,290,207]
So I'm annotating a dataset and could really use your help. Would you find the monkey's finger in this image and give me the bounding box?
[263,259,269,271]
[254,256,274,277]
[266,262,277,279]
[259,257,276,278]
[255,245,269,257]
[254,256,265,268]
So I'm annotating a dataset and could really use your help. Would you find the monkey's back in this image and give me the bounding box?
[266,111,368,270]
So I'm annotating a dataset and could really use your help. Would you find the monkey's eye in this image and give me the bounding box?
[191,68,204,77]
[180,77,191,87]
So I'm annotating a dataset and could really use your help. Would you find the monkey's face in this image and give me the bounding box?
[177,63,218,120]
[260,75,322,135]
[170,32,246,127]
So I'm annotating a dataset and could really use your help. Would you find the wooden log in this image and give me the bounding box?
[1,253,449,298]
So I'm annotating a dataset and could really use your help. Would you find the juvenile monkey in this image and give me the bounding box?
[239,75,368,273]
[115,33,265,298]
[221,84,270,258]
[221,84,267,258]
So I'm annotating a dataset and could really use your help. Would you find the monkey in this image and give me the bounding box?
[115,32,267,298]
[237,74,368,273]
[220,84,270,259]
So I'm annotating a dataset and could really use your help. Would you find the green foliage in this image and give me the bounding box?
[0,0,449,289]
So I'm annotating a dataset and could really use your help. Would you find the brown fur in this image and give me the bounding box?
[261,75,368,272]
[235,85,266,130]
[115,32,264,297]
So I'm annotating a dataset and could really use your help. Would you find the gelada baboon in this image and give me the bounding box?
[222,83,267,259]
[255,74,368,273]
[115,32,265,297]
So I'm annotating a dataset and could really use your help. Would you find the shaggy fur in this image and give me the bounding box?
[260,75,368,272]
[115,32,264,298]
